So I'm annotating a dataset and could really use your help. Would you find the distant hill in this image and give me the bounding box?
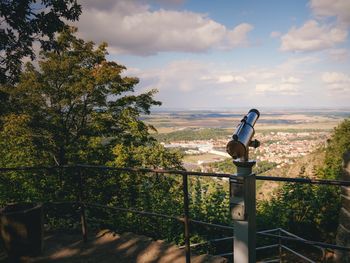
[257,148,326,200]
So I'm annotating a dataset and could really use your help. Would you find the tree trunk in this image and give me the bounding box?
[335,151,350,262]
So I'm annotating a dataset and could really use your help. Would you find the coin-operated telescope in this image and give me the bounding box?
[227,109,261,263]
[226,109,260,161]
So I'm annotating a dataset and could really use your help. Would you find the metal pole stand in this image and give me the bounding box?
[230,160,256,263]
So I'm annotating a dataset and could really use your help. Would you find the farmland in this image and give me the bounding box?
[144,109,349,172]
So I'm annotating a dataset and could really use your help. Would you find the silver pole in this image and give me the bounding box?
[230,160,256,263]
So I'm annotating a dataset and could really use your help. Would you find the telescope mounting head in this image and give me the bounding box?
[226,109,260,162]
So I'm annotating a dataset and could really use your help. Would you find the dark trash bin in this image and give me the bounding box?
[0,203,43,259]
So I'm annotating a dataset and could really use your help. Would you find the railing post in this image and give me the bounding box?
[78,166,88,243]
[230,161,256,263]
[278,228,282,262]
[183,173,191,263]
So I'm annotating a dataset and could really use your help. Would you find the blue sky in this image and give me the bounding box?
[75,0,350,109]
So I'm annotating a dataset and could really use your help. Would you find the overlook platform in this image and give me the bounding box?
[0,230,227,263]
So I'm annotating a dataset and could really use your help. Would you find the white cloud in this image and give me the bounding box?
[217,74,247,83]
[256,84,273,92]
[233,75,248,83]
[135,57,310,107]
[280,20,347,52]
[256,83,299,95]
[277,56,320,71]
[322,72,350,83]
[328,48,349,61]
[321,71,350,92]
[217,75,234,83]
[138,60,211,91]
[282,76,302,84]
[310,0,350,26]
[76,0,253,55]
[225,23,254,48]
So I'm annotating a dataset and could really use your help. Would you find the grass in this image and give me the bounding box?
[183,154,227,164]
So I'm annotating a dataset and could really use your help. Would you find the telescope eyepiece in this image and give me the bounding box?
[248,108,260,118]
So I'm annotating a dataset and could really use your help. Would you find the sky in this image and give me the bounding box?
[73,0,350,109]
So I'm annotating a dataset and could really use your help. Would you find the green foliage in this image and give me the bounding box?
[322,119,350,179]
[257,119,350,244]
[206,159,276,175]
[190,177,230,225]
[0,0,81,84]
[187,177,232,254]
[0,28,161,166]
[0,114,47,167]
[254,161,277,174]
[206,159,236,173]
[0,28,191,245]
[82,168,184,243]
[111,143,183,169]
[257,183,341,242]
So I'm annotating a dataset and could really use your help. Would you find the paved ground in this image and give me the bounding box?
[1,230,227,263]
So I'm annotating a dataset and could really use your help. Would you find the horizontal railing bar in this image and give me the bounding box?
[256,244,279,250]
[206,236,234,242]
[190,219,234,230]
[88,202,235,230]
[259,259,280,263]
[255,175,350,186]
[15,200,235,231]
[281,245,315,263]
[0,166,68,172]
[278,228,305,240]
[0,164,349,186]
[278,227,325,254]
[179,236,234,249]
[78,165,232,178]
[257,228,280,234]
[2,198,344,260]
[260,233,350,251]
[36,201,350,254]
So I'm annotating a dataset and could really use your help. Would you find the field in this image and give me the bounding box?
[143,109,348,133]
[183,153,225,164]
[143,108,349,174]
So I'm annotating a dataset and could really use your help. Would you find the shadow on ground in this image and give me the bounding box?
[1,230,227,263]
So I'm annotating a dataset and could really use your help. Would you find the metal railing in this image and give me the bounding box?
[0,164,350,262]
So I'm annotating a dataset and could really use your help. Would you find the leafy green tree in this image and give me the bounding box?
[0,114,46,167]
[322,119,350,179]
[0,28,188,241]
[257,183,340,242]
[206,159,236,173]
[111,143,183,169]
[0,28,161,166]
[0,0,81,84]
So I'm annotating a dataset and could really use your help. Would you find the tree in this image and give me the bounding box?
[0,0,81,84]
[257,183,340,242]
[111,143,183,169]
[0,28,161,166]
[322,119,350,179]
[0,114,49,167]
